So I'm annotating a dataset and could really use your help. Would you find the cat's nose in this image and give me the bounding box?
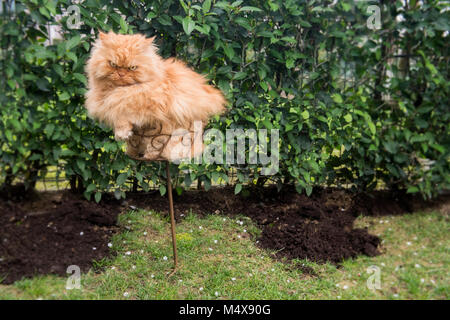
[117,69,126,77]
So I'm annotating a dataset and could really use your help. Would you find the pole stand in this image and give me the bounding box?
[165,161,178,275]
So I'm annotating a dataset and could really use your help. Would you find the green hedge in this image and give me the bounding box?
[1,0,449,200]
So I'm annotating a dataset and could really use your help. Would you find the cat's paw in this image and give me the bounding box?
[115,129,133,141]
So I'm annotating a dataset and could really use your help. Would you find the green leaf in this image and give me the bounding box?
[65,51,78,63]
[281,36,296,44]
[367,120,376,135]
[233,71,247,80]
[159,184,167,196]
[235,183,242,194]
[95,192,102,203]
[5,130,13,141]
[235,17,252,30]
[384,141,398,154]
[182,17,196,35]
[231,0,243,7]
[86,184,96,193]
[259,81,268,91]
[157,15,172,26]
[73,73,87,85]
[211,171,220,182]
[76,159,86,172]
[430,143,445,154]
[7,80,15,89]
[301,110,310,120]
[175,186,183,196]
[341,2,351,11]
[407,186,419,194]
[285,123,294,132]
[117,172,128,185]
[262,119,272,129]
[344,113,352,123]
[332,94,343,104]
[286,59,295,69]
[119,17,129,33]
[65,35,81,51]
[36,78,50,92]
[58,92,70,101]
[305,185,313,196]
[45,123,55,137]
[299,20,312,28]
[204,179,211,191]
[223,45,235,60]
[202,0,212,12]
[195,25,210,35]
[240,6,262,12]
[9,119,21,131]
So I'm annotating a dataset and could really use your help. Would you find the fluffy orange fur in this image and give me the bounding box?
[85,31,226,141]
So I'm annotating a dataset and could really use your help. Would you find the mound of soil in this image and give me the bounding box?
[0,190,121,284]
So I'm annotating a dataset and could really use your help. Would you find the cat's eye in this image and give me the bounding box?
[128,65,137,71]
[109,61,118,68]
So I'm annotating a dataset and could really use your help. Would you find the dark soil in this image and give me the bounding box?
[1,184,447,284]
[0,189,122,284]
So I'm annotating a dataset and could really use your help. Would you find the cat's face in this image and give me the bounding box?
[88,31,161,86]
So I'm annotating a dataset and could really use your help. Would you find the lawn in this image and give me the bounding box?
[0,207,448,300]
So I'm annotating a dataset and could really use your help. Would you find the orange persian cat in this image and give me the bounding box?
[85,31,226,141]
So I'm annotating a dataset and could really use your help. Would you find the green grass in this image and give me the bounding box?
[0,208,448,300]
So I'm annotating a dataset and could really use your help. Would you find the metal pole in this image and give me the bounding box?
[165,161,178,271]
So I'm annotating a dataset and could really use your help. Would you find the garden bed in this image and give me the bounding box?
[0,186,121,284]
[0,185,447,284]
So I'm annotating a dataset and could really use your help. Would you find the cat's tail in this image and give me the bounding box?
[169,82,227,129]
[201,84,227,118]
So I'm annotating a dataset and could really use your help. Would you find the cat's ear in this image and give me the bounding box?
[146,36,156,45]
[98,31,107,40]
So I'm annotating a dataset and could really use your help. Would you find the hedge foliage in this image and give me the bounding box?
[0,0,449,200]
